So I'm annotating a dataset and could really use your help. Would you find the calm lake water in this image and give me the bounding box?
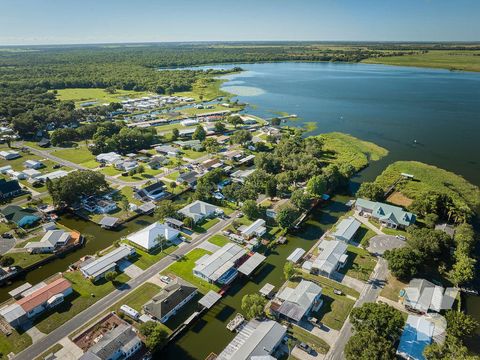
[206,62,480,186]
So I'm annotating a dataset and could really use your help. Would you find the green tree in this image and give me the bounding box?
[155,234,168,252]
[350,303,405,341]
[423,213,439,229]
[356,182,384,201]
[192,125,207,141]
[139,321,169,351]
[384,247,422,280]
[183,216,195,229]
[171,128,179,140]
[276,204,300,229]
[270,117,281,126]
[242,199,260,220]
[407,228,451,259]
[104,271,117,283]
[214,122,226,133]
[445,310,479,340]
[283,262,296,280]
[230,129,252,146]
[265,179,277,200]
[306,174,328,197]
[448,254,476,287]
[136,164,145,174]
[203,138,220,153]
[290,189,311,211]
[0,255,14,267]
[227,115,244,128]
[345,330,396,360]
[241,294,267,320]
[154,200,178,221]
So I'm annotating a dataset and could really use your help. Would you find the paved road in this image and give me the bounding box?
[325,258,388,360]
[13,211,238,360]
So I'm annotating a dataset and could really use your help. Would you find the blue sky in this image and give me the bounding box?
[1,0,479,45]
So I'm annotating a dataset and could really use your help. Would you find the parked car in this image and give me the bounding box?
[53,164,61,169]
[298,342,314,354]
[333,288,343,296]
[2,232,13,239]
[396,235,406,241]
[236,212,243,218]
[160,276,172,284]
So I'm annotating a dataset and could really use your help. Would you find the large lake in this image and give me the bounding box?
[199,62,480,186]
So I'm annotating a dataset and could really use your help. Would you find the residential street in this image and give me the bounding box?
[13,210,238,360]
[325,258,388,360]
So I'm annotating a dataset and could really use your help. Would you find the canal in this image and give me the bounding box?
[160,195,350,360]
[0,213,157,302]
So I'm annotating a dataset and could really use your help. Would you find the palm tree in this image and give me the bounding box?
[155,234,168,252]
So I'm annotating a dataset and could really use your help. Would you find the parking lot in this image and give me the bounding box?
[367,234,406,255]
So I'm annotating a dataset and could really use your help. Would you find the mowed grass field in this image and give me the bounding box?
[363,50,480,72]
[51,88,153,107]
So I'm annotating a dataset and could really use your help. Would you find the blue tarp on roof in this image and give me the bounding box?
[397,315,434,360]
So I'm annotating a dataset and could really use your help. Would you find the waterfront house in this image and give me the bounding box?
[80,323,142,360]
[274,280,322,323]
[99,216,120,229]
[396,315,445,360]
[79,245,135,282]
[137,181,166,201]
[333,216,361,242]
[82,196,118,214]
[1,205,40,227]
[143,280,198,323]
[217,319,286,360]
[400,278,457,314]
[24,229,76,253]
[355,198,416,229]
[240,219,267,239]
[287,248,306,264]
[311,240,348,278]
[178,200,222,223]
[177,170,199,187]
[24,159,44,169]
[126,222,179,252]
[0,178,22,200]
[0,150,20,160]
[0,277,72,328]
[193,243,246,284]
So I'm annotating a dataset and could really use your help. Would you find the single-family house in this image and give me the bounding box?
[0,150,21,160]
[137,181,166,201]
[22,168,42,180]
[79,245,135,282]
[396,315,442,360]
[230,169,255,183]
[311,240,348,278]
[333,216,361,242]
[24,159,44,169]
[155,145,180,157]
[82,197,118,214]
[274,280,323,323]
[99,216,120,229]
[222,149,244,161]
[240,219,267,239]
[0,165,12,174]
[143,280,198,323]
[201,158,222,171]
[24,229,73,253]
[178,200,222,223]
[126,222,179,252]
[355,198,416,229]
[181,119,198,126]
[193,243,246,284]
[148,155,169,169]
[6,169,26,180]
[401,278,457,314]
[0,205,40,227]
[287,248,306,264]
[0,277,72,327]
[114,159,138,172]
[179,128,196,138]
[80,323,142,360]
[96,152,123,164]
[217,319,286,360]
[37,170,68,182]
[177,171,199,187]
[0,179,22,200]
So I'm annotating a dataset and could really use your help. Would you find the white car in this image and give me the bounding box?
[160,275,172,284]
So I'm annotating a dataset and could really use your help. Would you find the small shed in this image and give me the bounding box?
[199,290,222,310]
[259,283,275,298]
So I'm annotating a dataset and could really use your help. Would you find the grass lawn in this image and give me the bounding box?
[119,186,143,206]
[34,343,63,360]
[128,243,179,270]
[300,272,359,299]
[0,329,32,357]
[110,282,161,313]
[174,77,231,102]
[9,251,52,269]
[52,88,153,107]
[371,161,480,213]
[33,271,130,334]
[165,171,179,181]
[51,145,97,168]
[380,273,408,302]
[319,132,388,172]
[208,234,230,247]
[162,248,220,294]
[182,149,207,160]
[363,50,480,72]
[287,324,330,354]
[339,245,377,281]
[353,225,376,248]
[201,218,220,231]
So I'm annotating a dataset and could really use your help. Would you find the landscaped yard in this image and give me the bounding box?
[353,225,376,248]
[128,243,179,270]
[162,248,219,294]
[8,251,52,269]
[287,324,330,354]
[110,282,161,313]
[208,234,230,247]
[380,273,408,302]
[33,271,130,334]
[182,149,207,160]
[339,245,377,281]
[0,329,32,357]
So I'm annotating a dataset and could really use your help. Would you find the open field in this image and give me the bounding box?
[52,88,153,107]
[51,145,97,168]
[386,191,413,208]
[319,132,388,171]
[174,78,230,102]
[363,50,480,72]
[207,234,230,247]
[372,161,480,211]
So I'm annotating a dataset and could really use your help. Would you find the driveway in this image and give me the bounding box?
[368,235,406,255]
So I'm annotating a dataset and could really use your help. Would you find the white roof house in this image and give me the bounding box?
[96,152,123,164]
[333,216,361,242]
[178,200,222,223]
[193,243,246,284]
[80,245,135,280]
[240,219,267,238]
[0,150,20,160]
[402,278,457,314]
[231,169,255,183]
[37,170,68,181]
[276,280,323,322]
[22,168,42,179]
[0,165,12,174]
[217,319,286,360]
[312,240,348,277]
[126,222,179,251]
[24,159,43,169]
[24,229,71,252]
[287,248,306,264]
